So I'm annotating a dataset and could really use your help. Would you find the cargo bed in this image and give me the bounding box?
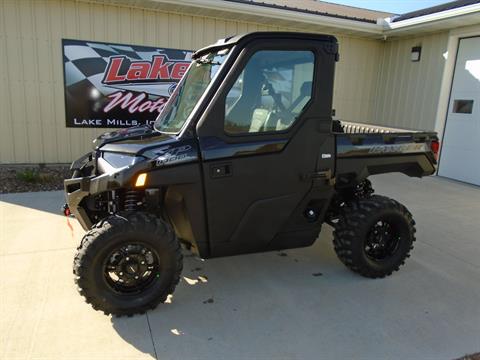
[333,120,438,183]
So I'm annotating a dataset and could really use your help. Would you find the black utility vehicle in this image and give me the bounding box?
[64,32,439,316]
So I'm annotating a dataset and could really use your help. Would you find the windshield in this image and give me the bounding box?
[154,49,229,133]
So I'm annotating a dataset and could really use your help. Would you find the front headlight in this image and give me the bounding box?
[98,152,145,174]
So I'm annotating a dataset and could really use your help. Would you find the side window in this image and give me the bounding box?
[224,50,314,134]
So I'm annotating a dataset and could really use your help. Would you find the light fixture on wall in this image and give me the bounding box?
[411,46,422,62]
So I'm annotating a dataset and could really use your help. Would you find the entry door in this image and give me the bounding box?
[197,42,336,256]
[439,37,480,185]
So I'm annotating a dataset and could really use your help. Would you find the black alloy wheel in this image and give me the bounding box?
[333,195,416,278]
[364,220,401,261]
[104,243,161,294]
[74,212,183,316]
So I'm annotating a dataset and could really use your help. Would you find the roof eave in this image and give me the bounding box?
[80,0,480,39]
[383,2,480,36]
[130,0,384,37]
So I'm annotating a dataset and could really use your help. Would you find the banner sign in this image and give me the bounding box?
[62,39,192,128]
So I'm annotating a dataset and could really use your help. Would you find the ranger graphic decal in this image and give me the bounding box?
[154,145,197,166]
[368,143,427,154]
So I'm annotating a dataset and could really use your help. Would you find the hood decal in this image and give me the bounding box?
[153,144,197,167]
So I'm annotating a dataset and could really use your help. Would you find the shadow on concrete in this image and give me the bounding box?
[110,315,159,359]
[0,190,64,217]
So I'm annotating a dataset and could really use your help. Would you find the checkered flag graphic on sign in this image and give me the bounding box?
[63,40,192,97]
[62,39,193,128]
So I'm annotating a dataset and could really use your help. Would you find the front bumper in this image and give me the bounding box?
[64,159,152,231]
[64,175,99,230]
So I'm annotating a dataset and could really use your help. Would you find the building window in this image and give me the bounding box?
[453,99,474,114]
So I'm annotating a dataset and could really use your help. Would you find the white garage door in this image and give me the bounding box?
[438,36,480,186]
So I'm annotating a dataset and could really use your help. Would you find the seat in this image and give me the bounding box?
[249,108,271,132]
[288,81,312,114]
[274,81,313,131]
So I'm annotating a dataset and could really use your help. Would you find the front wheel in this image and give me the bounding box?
[73,212,183,316]
[333,195,416,278]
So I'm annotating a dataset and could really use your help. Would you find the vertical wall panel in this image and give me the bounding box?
[373,32,449,130]
[168,13,181,48]
[155,10,169,47]
[49,0,68,162]
[329,35,384,124]
[0,0,15,162]
[0,0,384,163]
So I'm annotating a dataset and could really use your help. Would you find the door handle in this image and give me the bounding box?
[210,163,232,178]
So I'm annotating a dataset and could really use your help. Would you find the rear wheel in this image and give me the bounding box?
[73,212,183,316]
[333,195,415,278]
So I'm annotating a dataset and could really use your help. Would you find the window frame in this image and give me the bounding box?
[156,47,232,135]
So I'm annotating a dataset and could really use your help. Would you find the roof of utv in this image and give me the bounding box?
[192,31,337,59]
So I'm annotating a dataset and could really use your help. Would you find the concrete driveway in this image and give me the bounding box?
[1,174,479,360]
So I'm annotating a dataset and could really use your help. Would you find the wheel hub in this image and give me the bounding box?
[104,244,160,293]
[365,220,400,261]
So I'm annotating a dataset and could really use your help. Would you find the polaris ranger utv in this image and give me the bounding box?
[64,32,439,316]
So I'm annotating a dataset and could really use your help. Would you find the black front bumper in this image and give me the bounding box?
[64,174,111,230]
[64,158,152,231]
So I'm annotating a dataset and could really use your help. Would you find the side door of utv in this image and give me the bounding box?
[196,37,337,257]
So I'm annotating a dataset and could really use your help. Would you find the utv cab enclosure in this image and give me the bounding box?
[65,32,439,316]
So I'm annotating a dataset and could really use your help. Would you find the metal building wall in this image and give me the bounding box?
[373,32,449,130]
[333,36,383,125]
[0,0,383,164]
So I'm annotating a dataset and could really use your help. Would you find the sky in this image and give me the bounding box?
[324,0,451,14]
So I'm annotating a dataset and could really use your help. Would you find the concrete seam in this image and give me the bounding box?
[146,312,159,360]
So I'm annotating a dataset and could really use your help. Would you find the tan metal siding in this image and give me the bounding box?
[0,0,382,163]
[333,36,383,123]
[373,32,449,130]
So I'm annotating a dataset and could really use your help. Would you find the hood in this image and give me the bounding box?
[94,125,160,150]
[94,126,199,168]
[94,125,178,155]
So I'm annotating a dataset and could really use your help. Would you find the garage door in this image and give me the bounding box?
[438,36,480,186]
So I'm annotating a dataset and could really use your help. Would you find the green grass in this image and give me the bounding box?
[17,169,54,184]
[16,169,41,183]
